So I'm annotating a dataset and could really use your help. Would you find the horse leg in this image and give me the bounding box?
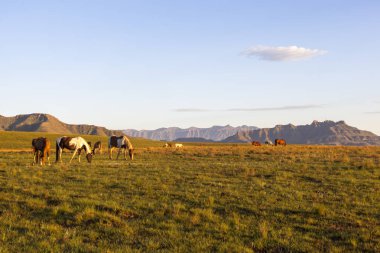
[124,148,127,160]
[46,150,51,165]
[33,149,37,165]
[56,144,63,163]
[116,148,122,160]
[69,149,78,163]
[37,150,41,165]
[39,150,43,165]
[77,148,82,162]
[59,148,63,162]
[109,147,112,159]
[109,147,113,159]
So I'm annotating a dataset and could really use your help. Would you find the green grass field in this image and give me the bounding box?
[0,131,379,252]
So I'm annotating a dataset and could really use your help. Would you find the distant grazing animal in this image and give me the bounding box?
[251,141,261,146]
[265,140,273,145]
[56,136,93,163]
[108,135,134,160]
[275,139,287,146]
[163,143,172,148]
[92,141,102,155]
[32,137,51,165]
[174,143,183,148]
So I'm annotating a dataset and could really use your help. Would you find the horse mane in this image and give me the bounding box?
[122,136,133,150]
[80,137,92,154]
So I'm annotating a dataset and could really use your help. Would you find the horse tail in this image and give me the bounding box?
[56,139,60,162]
[43,139,50,164]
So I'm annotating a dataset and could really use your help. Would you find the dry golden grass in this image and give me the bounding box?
[0,131,379,252]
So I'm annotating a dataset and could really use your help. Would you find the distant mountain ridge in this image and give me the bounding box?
[222,120,380,146]
[173,137,216,143]
[1,114,378,146]
[123,125,258,141]
[0,113,122,136]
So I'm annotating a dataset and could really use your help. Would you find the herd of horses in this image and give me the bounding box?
[31,135,287,165]
[251,138,287,146]
[163,143,183,148]
[32,135,134,166]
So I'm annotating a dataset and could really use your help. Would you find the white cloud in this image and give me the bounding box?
[242,45,327,61]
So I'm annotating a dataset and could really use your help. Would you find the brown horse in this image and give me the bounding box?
[251,141,261,146]
[108,136,134,160]
[275,139,287,146]
[92,141,102,155]
[32,137,51,165]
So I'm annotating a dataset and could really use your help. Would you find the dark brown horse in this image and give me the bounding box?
[275,139,287,146]
[32,137,51,165]
[92,141,102,155]
[251,141,261,146]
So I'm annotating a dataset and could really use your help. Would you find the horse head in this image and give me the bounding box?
[129,148,134,160]
[86,153,93,163]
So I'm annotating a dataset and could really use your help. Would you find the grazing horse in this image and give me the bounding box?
[32,137,51,165]
[251,141,261,146]
[275,139,287,146]
[56,136,93,163]
[163,143,172,148]
[92,141,102,155]
[265,140,273,145]
[174,143,183,148]
[108,135,134,160]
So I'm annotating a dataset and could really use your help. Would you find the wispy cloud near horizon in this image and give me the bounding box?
[227,105,323,111]
[242,45,327,61]
[175,105,323,112]
[174,108,211,112]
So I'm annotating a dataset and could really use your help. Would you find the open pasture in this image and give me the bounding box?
[0,131,379,252]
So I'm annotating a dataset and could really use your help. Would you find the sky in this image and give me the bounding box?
[1,0,379,134]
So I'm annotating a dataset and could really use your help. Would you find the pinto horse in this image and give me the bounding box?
[275,139,287,146]
[265,140,273,145]
[32,137,51,165]
[108,135,134,160]
[56,136,93,163]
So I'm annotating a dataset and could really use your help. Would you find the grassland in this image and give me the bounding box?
[0,131,379,252]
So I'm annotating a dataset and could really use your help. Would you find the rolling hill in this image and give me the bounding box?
[0,113,122,136]
[222,120,380,146]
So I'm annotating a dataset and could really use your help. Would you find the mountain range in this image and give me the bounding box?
[123,125,258,141]
[1,113,379,146]
[0,113,122,136]
[223,120,380,146]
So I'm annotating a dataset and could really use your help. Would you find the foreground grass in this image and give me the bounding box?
[0,133,379,252]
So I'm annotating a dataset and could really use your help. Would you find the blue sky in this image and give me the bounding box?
[1,0,379,134]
